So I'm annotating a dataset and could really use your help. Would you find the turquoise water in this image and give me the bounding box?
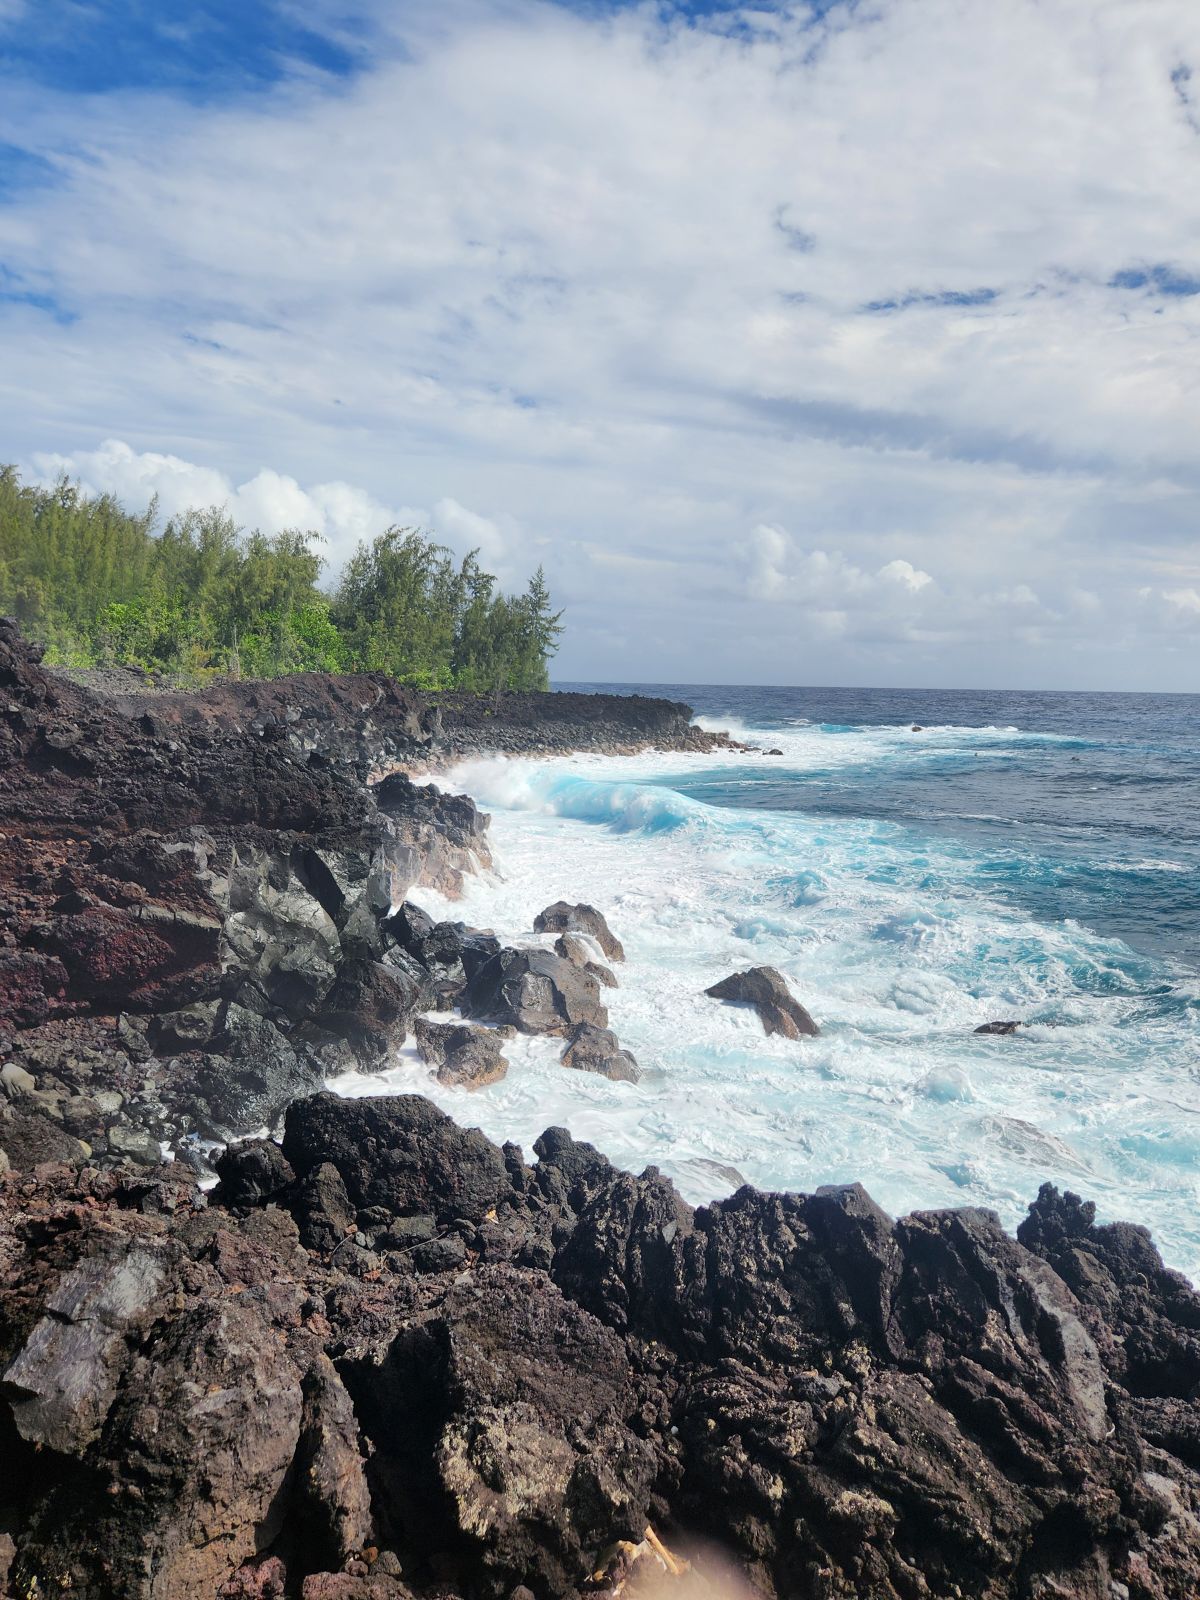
[347,685,1200,1278]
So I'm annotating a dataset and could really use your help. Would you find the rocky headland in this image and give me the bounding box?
[2,617,1199,1600]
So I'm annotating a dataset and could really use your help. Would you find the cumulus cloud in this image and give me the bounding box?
[27,440,512,575]
[2,0,1200,686]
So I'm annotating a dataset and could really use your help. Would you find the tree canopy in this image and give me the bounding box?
[0,465,563,690]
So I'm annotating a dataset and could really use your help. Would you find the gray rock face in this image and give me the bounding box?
[560,1022,640,1082]
[704,965,819,1038]
[173,1002,324,1138]
[463,946,607,1036]
[5,1246,168,1454]
[534,901,625,962]
[414,1018,509,1089]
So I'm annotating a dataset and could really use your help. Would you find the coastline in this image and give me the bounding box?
[3,619,1200,1599]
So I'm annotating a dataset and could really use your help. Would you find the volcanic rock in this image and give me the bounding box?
[560,1022,640,1082]
[554,931,618,988]
[464,946,607,1036]
[414,1018,509,1089]
[282,1092,513,1224]
[704,965,819,1038]
[534,900,625,961]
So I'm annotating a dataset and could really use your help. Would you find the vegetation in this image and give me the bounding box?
[0,465,563,689]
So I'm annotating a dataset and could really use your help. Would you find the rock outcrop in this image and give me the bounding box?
[704,966,820,1038]
[463,947,608,1036]
[560,1022,640,1082]
[2,1099,1199,1599]
[534,902,625,963]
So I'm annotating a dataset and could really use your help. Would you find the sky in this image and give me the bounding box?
[1,0,1199,689]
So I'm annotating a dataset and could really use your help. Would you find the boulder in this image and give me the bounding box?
[312,959,417,1069]
[554,931,618,989]
[340,1267,657,1596]
[174,1003,324,1138]
[560,1023,640,1083]
[414,1018,508,1089]
[975,1020,1023,1035]
[464,947,607,1036]
[282,1093,513,1224]
[213,1139,297,1209]
[534,901,625,962]
[704,965,819,1038]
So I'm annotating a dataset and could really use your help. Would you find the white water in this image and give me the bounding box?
[330,737,1200,1278]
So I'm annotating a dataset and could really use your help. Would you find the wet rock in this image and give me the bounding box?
[704,966,819,1038]
[534,900,625,962]
[464,946,607,1036]
[414,1018,508,1089]
[975,1019,1023,1035]
[560,1022,640,1082]
[554,931,618,988]
[283,1092,513,1224]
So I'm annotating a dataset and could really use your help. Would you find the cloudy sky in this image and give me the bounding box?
[2,0,1199,689]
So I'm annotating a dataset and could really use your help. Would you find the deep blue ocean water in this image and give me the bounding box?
[345,683,1200,1278]
[562,684,1200,972]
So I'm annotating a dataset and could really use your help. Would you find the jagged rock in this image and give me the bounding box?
[534,901,625,962]
[294,1356,374,1566]
[464,946,607,1036]
[341,1266,658,1596]
[4,1244,169,1453]
[312,959,416,1070]
[283,1092,513,1224]
[290,1160,358,1252]
[704,966,819,1038]
[560,1022,640,1082]
[554,931,618,988]
[414,1018,508,1089]
[214,1138,297,1209]
[173,1003,323,1138]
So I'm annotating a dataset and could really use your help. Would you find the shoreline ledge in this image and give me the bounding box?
[2,615,1199,1599]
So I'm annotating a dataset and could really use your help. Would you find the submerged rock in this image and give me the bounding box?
[704,965,820,1038]
[975,1019,1023,1035]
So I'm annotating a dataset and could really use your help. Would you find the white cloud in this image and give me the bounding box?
[27,439,510,575]
[3,0,1200,686]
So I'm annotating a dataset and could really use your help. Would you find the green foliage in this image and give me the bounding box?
[0,464,563,689]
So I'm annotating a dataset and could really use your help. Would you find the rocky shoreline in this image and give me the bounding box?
[2,617,1200,1599]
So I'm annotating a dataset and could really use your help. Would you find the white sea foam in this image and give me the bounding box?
[332,735,1200,1279]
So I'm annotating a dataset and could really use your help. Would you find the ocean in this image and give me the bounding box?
[333,684,1200,1278]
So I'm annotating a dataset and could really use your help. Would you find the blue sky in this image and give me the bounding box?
[2,0,1199,688]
